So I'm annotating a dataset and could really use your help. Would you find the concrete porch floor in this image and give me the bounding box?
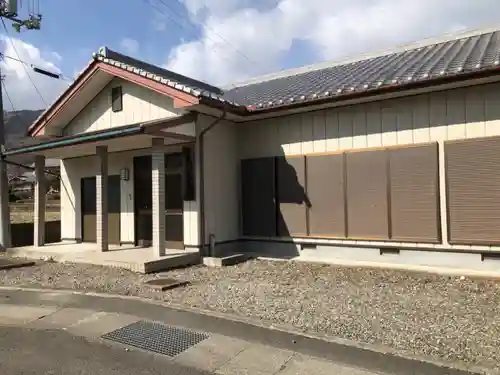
[7,242,201,273]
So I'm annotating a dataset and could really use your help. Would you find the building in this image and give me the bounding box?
[5,25,500,273]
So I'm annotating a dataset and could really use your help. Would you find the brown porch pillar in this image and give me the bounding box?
[33,155,46,247]
[151,138,166,256]
[96,146,109,251]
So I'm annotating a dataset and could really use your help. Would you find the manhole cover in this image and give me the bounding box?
[102,321,209,357]
[144,278,189,291]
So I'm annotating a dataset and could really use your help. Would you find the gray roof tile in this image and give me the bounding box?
[63,26,500,118]
[222,29,500,109]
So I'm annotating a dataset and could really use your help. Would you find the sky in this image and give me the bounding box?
[1,0,500,111]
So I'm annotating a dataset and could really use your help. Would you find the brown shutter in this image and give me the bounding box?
[346,149,389,239]
[446,136,500,245]
[241,157,276,237]
[276,156,307,236]
[389,144,440,242]
[306,153,346,237]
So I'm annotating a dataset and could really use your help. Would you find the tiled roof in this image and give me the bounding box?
[94,47,239,105]
[222,27,500,110]
[32,25,500,131]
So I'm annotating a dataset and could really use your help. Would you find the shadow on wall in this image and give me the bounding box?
[11,221,61,247]
[241,85,500,259]
[241,145,311,259]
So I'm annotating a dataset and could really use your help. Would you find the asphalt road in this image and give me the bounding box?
[0,326,212,375]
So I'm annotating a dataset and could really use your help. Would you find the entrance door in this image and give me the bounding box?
[133,153,185,249]
[165,153,184,249]
[81,175,121,244]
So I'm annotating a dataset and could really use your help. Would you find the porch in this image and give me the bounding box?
[7,241,200,273]
[3,114,201,273]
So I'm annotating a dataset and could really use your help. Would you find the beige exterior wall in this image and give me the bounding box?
[60,146,198,245]
[197,115,239,244]
[236,82,500,252]
[63,78,181,136]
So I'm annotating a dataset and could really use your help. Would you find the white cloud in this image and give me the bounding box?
[166,0,500,86]
[152,12,167,31]
[0,35,68,111]
[120,38,140,55]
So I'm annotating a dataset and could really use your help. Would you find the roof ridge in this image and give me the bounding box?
[95,47,224,95]
[226,23,500,89]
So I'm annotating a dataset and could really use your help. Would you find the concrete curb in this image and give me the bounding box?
[0,285,490,375]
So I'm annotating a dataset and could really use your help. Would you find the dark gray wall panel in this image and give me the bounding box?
[276,156,308,236]
[241,157,276,237]
[307,154,345,237]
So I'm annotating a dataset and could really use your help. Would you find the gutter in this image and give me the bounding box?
[197,108,227,257]
[4,124,144,157]
[4,113,197,157]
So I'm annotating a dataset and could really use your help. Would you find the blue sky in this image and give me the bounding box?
[11,0,198,77]
[1,0,499,110]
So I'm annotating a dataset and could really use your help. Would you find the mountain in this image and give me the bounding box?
[4,109,44,148]
[3,109,45,177]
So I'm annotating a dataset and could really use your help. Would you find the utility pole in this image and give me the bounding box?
[0,0,42,251]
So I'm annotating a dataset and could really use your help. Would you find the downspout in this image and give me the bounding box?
[197,108,227,257]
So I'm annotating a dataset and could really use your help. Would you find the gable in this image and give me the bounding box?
[63,78,183,136]
[28,60,201,137]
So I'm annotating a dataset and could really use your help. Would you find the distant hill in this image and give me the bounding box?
[3,109,45,177]
[4,109,44,147]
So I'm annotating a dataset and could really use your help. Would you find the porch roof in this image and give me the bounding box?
[4,113,196,158]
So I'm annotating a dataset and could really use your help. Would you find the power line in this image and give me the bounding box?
[1,80,15,111]
[1,53,73,81]
[140,0,264,73]
[157,0,262,68]
[1,16,47,106]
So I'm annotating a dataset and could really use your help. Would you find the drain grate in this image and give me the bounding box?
[102,320,209,357]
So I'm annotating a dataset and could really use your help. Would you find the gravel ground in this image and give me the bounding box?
[10,211,60,224]
[0,258,499,372]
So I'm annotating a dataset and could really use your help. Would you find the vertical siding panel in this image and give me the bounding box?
[366,102,383,147]
[396,99,414,144]
[278,117,290,155]
[238,123,253,159]
[288,115,303,155]
[338,110,354,150]
[465,86,486,139]
[266,119,280,157]
[325,110,340,151]
[484,83,500,136]
[446,88,467,140]
[251,120,270,158]
[429,92,447,141]
[301,113,314,154]
[413,95,431,144]
[381,105,397,145]
[312,111,327,153]
[66,78,181,136]
[352,109,368,149]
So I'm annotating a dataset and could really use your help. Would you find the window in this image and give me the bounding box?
[111,86,123,112]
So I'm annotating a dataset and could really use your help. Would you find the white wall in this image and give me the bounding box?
[236,81,500,253]
[197,115,239,244]
[63,78,182,136]
[238,82,500,158]
[60,145,198,246]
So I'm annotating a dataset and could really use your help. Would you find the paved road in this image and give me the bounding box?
[0,326,211,375]
[0,287,479,375]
